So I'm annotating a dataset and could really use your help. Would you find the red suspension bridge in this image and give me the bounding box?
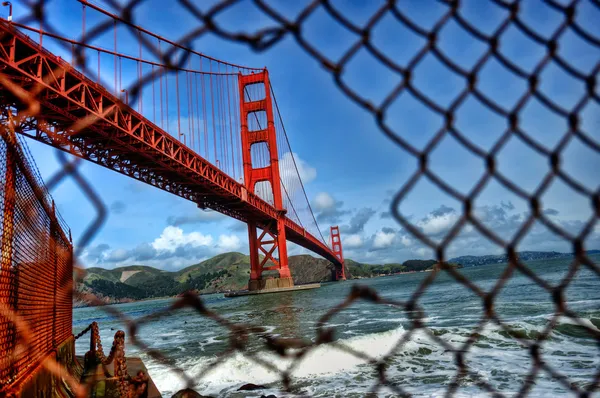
[0,1,345,290]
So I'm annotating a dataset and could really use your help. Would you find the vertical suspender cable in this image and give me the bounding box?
[138,30,143,114]
[152,65,156,124]
[159,41,164,129]
[232,71,241,182]
[114,20,117,95]
[166,67,170,133]
[200,58,208,159]
[218,64,227,174]
[81,4,85,66]
[160,66,164,129]
[119,57,122,95]
[209,61,217,165]
[195,64,202,156]
[176,70,181,141]
[216,65,223,169]
[226,71,235,180]
[188,71,194,151]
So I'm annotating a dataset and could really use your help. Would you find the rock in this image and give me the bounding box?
[260,395,278,398]
[237,383,266,391]
[171,388,213,398]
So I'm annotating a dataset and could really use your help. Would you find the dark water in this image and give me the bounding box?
[73,255,600,397]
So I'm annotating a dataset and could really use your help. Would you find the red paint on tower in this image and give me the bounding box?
[330,226,345,280]
[238,70,292,290]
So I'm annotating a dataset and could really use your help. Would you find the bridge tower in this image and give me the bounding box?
[330,226,346,280]
[238,69,293,291]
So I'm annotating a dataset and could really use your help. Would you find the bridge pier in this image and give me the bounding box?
[247,219,294,291]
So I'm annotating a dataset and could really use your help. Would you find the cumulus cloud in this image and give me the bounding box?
[382,189,395,205]
[501,201,515,211]
[380,211,392,219]
[280,152,317,184]
[80,226,248,270]
[84,243,110,263]
[312,192,350,223]
[105,248,130,262]
[343,234,364,248]
[543,208,559,216]
[372,230,396,250]
[430,205,455,218]
[343,208,376,234]
[217,234,242,251]
[313,192,335,211]
[399,234,413,247]
[130,243,157,261]
[416,205,460,236]
[167,209,225,226]
[152,226,213,251]
[355,198,600,263]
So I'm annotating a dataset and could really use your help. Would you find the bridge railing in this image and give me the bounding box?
[0,130,73,390]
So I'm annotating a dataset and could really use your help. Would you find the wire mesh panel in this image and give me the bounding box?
[0,0,597,397]
[0,131,72,390]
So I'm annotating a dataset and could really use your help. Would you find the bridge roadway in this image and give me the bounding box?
[0,20,340,266]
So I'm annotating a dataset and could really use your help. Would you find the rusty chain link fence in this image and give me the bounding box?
[0,0,599,397]
[0,130,73,389]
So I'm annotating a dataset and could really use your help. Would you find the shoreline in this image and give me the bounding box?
[73,273,427,308]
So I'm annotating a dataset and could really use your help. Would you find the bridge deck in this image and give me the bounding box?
[0,20,339,265]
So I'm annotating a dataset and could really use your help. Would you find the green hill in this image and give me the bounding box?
[75,253,459,306]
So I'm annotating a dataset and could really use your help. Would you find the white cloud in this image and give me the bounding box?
[106,248,130,262]
[417,212,459,236]
[400,235,413,247]
[344,234,364,248]
[81,226,247,270]
[415,247,431,258]
[314,192,335,211]
[280,152,317,184]
[313,192,349,224]
[217,234,241,251]
[152,226,213,252]
[373,230,395,249]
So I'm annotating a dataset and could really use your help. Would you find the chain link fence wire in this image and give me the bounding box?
[0,129,73,389]
[0,0,598,397]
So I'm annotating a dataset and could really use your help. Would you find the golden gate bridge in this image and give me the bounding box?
[0,3,347,393]
[0,0,346,288]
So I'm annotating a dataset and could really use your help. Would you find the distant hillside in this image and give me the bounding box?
[449,250,600,268]
[345,259,461,278]
[77,253,249,305]
[76,249,593,306]
[76,252,337,306]
[75,253,454,306]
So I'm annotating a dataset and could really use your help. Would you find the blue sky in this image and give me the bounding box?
[8,0,599,269]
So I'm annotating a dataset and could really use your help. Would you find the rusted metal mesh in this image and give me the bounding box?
[0,130,73,389]
[0,0,598,397]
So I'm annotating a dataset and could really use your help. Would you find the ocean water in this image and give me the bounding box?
[73,255,600,397]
